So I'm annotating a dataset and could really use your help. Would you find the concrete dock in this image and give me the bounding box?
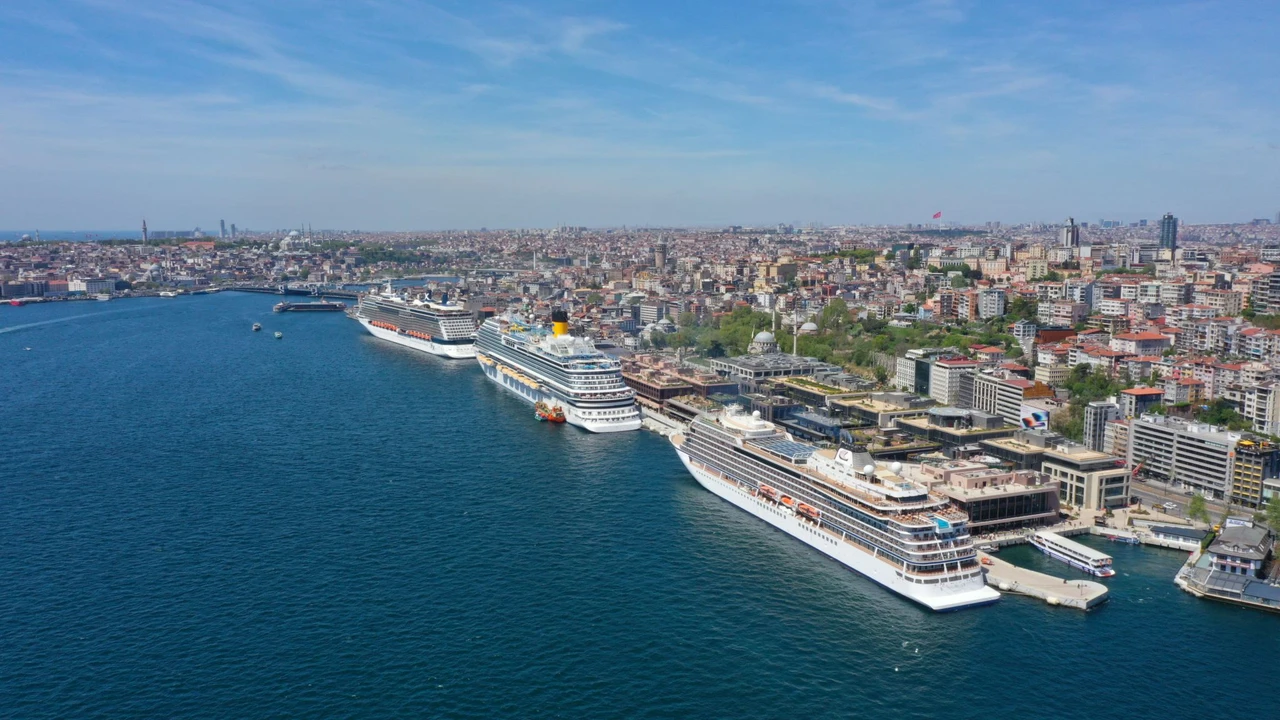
[979,552,1109,610]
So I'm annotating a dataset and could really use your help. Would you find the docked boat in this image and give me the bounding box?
[671,406,1000,611]
[252,323,262,332]
[95,293,111,302]
[274,301,346,312]
[475,310,641,433]
[1030,531,1116,577]
[535,400,566,423]
[352,283,477,359]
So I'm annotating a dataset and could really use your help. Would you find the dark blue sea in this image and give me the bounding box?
[2,292,1277,719]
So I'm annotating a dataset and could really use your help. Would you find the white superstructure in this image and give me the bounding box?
[1030,531,1116,577]
[671,407,1000,611]
[354,285,477,359]
[475,311,641,433]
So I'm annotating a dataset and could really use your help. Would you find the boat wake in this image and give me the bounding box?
[0,309,134,335]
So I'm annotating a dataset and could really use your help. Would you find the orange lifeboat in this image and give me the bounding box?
[757,485,780,501]
[797,503,820,521]
[779,495,795,507]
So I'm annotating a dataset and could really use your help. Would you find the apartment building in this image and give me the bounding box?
[969,372,1055,426]
[929,357,979,406]
[1083,400,1120,452]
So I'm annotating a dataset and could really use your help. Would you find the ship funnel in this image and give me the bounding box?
[551,309,569,337]
[441,292,449,305]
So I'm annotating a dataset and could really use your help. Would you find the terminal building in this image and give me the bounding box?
[982,429,1130,510]
[895,407,1015,449]
[904,460,1060,533]
[708,352,840,383]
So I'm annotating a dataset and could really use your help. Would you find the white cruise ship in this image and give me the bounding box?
[671,407,1000,611]
[475,310,641,433]
[353,284,477,359]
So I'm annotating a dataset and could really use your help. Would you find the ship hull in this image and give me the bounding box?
[675,447,1000,612]
[480,360,641,433]
[357,318,476,359]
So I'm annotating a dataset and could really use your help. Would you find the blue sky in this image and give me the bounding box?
[1,0,1278,230]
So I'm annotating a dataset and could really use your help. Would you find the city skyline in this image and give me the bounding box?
[2,0,1278,229]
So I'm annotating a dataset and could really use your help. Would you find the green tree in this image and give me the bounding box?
[1266,497,1280,530]
[873,365,889,385]
[649,331,668,349]
[586,292,603,305]
[678,311,698,329]
[1188,493,1210,523]
[907,249,922,270]
[820,298,850,332]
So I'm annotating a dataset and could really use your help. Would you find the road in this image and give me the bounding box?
[1131,479,1230,520]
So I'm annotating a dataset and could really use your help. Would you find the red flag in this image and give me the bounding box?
[932,211,942,219]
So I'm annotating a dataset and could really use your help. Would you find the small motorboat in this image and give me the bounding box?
[274,331,283,339]
[252,323,262,332]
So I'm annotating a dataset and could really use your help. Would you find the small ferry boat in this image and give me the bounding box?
[534,400,566,423]
[1030,531,1115,577]
[274,331,283,339]
[252,323,262,332]
[1105,532,1140,545]
[95,293,111,301]
[274,301,346,312]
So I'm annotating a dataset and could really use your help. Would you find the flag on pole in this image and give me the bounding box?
[932,211,942,219]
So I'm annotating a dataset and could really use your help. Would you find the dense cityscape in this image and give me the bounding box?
[8,213,1280,613]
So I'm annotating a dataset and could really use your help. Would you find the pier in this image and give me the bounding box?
[979,552,1109,610]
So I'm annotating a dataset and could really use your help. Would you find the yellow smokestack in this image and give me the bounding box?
[551,310,569,337]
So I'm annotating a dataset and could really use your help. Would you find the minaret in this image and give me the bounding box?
[793,304,799,356]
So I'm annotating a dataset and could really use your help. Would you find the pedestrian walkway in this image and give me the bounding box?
[979,552,1109,610]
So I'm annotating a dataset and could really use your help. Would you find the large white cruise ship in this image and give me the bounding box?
[475,310,641,433]
[353,284,477,359]
[672,407,1000,611]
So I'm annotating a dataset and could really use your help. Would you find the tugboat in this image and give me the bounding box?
[534,400,566,423]
[274,331,283,339]
[252,323,262,332]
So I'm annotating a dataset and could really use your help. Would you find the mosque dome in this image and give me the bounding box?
[800,321,819,333]
[752,330,776,343]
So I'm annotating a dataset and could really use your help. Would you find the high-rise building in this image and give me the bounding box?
[1160,213,1178,250]
[219,219,227,239]
[230,223,237,239]
[142,219,148,243]
[1083,400,1120,452]
[1059,217,1080,248]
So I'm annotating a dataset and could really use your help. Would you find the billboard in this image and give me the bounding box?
[1020,404,1050,430]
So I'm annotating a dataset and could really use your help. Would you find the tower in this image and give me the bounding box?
[142,220,148,244]
[1059,217,1080,248]
[1160,213,1178,250]
[654,241,668,271]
